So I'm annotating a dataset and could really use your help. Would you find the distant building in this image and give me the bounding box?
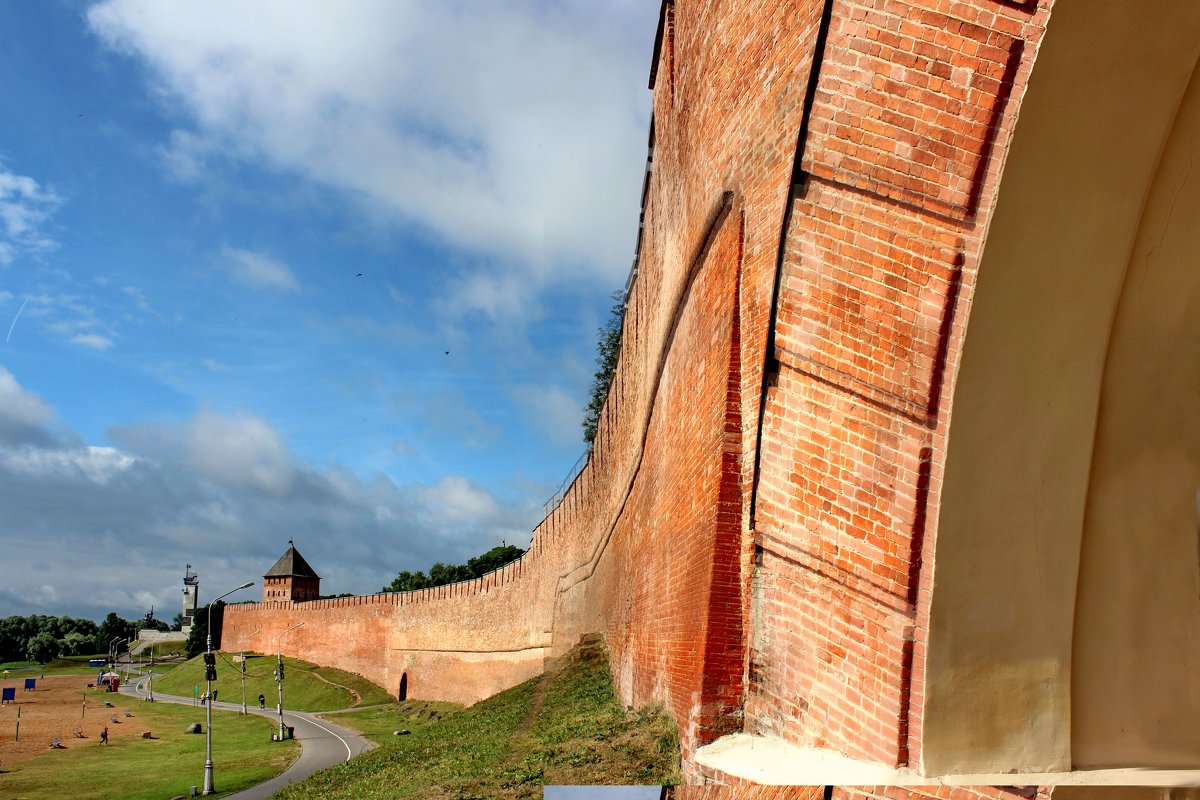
[262,541,320,603]
[181,564,199,634]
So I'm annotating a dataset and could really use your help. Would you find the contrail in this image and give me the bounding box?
[6,296,29,344]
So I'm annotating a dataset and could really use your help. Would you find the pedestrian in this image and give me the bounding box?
[100,726,108,746]
[212,689,218,704]
[258,693,266,711]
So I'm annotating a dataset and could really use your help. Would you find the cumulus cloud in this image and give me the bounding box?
[69,332,115,350]
[86,0,655,315]
[0,368,540,620]
[0,166,60,264]
[219,246,300,292]
[0,365,58,446]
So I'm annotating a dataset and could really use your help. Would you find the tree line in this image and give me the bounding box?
[0,612,170,664]
[380,544,525,593]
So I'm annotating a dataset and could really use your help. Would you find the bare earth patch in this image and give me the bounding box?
[0,674,150,765]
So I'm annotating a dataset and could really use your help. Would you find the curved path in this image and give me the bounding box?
[121,667,374,799]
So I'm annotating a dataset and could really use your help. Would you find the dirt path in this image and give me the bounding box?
[499,667,558,769]
[303,669,361,707]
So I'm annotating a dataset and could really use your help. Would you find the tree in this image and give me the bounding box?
[381,544,526,594]
[466,545,525,577]
[185,601,225,659]
[583,290,625,444]
[26,632,60,663]
[60,631,91,656]
[381,570,431,593]
[93,612,136,656]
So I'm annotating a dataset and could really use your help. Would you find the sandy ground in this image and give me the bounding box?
[0,673,153,765]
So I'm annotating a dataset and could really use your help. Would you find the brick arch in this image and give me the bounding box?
[924,0,1200,776]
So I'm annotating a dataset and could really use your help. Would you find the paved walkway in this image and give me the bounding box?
[121,668,374,799]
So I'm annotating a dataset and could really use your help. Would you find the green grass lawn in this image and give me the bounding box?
[152,652,391,711]
[4,657,111,677]
[275,642,680,800]
[323,699,463,746]
[133,641,187,660]
[0,698,298,799]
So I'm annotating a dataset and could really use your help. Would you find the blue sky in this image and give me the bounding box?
[0,0,657,621]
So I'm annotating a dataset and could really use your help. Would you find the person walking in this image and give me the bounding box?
[100,726,108,746]
[258,693,266,711]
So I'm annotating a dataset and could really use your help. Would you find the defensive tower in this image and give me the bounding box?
[263,541,320,603]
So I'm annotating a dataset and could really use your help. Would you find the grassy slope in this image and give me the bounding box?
[276,643,680,800]
[0,698,297,799]
[152,653,390,710]
[325,699,463,746]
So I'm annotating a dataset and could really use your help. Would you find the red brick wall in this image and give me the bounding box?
[743,0,1051,771]
[225,0,1056,779]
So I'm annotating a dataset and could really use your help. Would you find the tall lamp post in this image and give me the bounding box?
[239,628,260,715]
[202,581,254,797]
[274,622,304,741]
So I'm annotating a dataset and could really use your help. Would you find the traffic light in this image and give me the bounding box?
[277,664,285,681]
[204,652,217,681]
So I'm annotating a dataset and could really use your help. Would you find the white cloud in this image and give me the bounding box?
[0,370,541,619]
[113,408,297,496]
[220,246,300,292]
[0,444,135,485]
[202,357,231,372]
[70,332,115,350]
[0,167,61,264]
[0,364,57,445]
[87,0,656,318]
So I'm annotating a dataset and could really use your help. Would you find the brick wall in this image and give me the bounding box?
[225,0,1056,778]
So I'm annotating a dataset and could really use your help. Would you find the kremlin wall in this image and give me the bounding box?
[224,0,1200,782]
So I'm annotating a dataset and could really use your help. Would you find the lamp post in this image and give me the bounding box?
[274,622,304,741]
[108,638,127,691]
[147,648,155,702]
[238,628,260,715]
[202,581,254,797]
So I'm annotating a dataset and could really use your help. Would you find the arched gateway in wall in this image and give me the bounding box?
[223,0,1200,781]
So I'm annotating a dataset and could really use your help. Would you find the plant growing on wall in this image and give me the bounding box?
[582,290,626,445]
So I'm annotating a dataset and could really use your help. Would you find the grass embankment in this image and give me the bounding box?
[153,652,391,710]
[132,640,187,660]
[325,699,462,746]
[4,656,111,677]
[0,696,297,799]
[277,643,680,800]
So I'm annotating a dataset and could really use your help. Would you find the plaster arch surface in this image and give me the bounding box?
[924,0,1200,777]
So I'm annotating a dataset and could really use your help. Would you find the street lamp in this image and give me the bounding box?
[202,581,254,797]
[274,622,304,742]
[239,628,261,715]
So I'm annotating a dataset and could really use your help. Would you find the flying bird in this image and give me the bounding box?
[356,273,363,277]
